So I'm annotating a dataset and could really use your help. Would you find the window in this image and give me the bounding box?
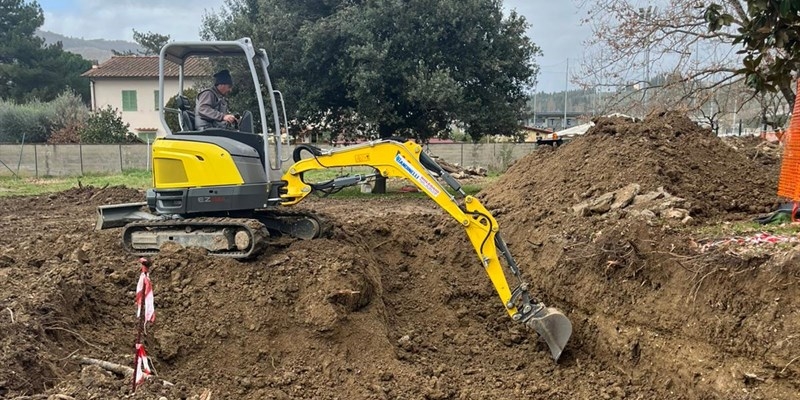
[153,90,159,110]
[122,90,138,111]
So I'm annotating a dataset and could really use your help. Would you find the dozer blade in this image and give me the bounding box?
[96,202,159,230]
[526,306,572,361]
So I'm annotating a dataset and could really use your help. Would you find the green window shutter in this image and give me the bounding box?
[154,90,159,110]
[122,90,138,112]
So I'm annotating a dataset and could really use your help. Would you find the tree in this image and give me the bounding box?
[0,0,92,103]
[132,29,171,56]
[201,0,540,142]
[113,29,171,56]
[705,0,800,108]
[576,0,762,118]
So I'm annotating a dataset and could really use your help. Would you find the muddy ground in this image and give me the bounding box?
[1,113,798,399]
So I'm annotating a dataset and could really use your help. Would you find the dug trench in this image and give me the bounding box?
[0,113,798,399]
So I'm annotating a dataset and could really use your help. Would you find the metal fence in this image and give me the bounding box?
[0,142,539,178]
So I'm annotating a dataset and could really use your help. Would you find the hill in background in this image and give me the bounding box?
[36,29,142,64]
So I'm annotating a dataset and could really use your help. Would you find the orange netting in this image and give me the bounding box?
[777,80,800,200]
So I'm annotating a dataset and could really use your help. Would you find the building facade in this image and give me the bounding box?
[82,57,211,137]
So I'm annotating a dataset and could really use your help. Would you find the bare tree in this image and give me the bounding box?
[575,0,759,119]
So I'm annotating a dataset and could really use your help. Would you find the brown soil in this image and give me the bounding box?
[1,113,798,399]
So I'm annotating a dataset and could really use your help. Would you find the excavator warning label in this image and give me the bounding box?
[394,153,441,196]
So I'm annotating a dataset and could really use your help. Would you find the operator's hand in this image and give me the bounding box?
[223,114,237,124]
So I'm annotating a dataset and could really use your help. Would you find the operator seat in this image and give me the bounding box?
[175,95,195,131]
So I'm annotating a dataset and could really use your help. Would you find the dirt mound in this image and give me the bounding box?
[478,113,797,399]
[1,117,798,400]
[487,113,779,230]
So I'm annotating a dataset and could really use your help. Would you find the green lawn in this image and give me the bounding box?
[0,168,495,198]
[0,169,152,197]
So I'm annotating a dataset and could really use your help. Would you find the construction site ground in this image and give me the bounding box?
[1,113,798,399]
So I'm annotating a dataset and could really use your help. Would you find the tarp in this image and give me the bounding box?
[557,122,595,137]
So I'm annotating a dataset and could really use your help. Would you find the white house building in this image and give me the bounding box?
[82,56,211,137]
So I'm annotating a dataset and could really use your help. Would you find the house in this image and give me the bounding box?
[82,56,212,137]
[521,125,554,142]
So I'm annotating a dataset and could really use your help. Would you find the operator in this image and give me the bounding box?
[195,69,238,130]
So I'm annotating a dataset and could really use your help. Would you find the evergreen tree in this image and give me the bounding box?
[0,0,92,103]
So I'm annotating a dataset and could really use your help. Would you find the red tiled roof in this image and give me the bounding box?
[82,56,212,78]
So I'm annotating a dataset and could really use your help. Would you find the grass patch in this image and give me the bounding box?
[693,218,800,238]
[0,167,496,200]
[0,169,152,197]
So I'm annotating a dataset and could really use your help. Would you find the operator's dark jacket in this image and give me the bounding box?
[195,86,229,130]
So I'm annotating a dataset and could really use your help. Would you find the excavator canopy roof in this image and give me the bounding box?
[160,38,262,65]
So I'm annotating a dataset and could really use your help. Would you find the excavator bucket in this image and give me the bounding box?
[527,306,573,361]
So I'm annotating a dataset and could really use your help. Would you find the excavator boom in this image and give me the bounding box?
[281,139,572,360]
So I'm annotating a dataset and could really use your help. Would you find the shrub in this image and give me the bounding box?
[79,106,137,144]
[0,99,54,143]
[47,91,90,144]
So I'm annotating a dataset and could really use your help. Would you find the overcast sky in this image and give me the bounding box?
[38,0,589,92]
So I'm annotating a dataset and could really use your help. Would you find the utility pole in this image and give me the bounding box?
[563,58,569,129]
[533,90,537,127]
[731,96,737,135]
[639,6,656,111]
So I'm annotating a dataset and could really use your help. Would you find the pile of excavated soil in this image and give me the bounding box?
[484,113,780,228]
[1,113,798,399]
[478,113,797,399]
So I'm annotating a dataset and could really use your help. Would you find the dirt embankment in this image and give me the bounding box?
[0,113,797,399]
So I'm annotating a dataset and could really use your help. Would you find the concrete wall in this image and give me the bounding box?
[0,142,539,178]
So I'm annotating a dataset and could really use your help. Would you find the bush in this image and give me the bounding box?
[47,91,90,144]
[79,106,137,144]
[0,99,55,143]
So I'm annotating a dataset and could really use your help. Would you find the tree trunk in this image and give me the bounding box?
[780,82,796,111]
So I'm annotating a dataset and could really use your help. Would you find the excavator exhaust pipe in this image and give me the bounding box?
[526,306,572,361]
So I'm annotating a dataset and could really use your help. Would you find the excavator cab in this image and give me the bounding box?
[96,38,314,258]
[150,38,290,215]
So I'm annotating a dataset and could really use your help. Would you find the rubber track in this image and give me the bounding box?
[121,217,268,259]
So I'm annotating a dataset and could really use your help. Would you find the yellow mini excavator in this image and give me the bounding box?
[95,38,572,360]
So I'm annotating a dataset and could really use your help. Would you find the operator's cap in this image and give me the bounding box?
[214,69,233,86]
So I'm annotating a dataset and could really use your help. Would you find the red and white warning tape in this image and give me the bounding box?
[133,257,155,391]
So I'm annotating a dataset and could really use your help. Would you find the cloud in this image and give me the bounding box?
[41,0,227,41]
[40,0,591,92]
[504,0,592,92]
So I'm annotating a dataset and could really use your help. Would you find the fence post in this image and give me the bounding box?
[34,145,38,178]
[460,143,464,166]
[119,144,123,172]
[79,142,84,175]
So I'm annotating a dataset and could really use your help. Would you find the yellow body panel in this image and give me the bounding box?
[152,138,245,189]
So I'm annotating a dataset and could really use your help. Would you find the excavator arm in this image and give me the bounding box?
[280,139,572,361]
